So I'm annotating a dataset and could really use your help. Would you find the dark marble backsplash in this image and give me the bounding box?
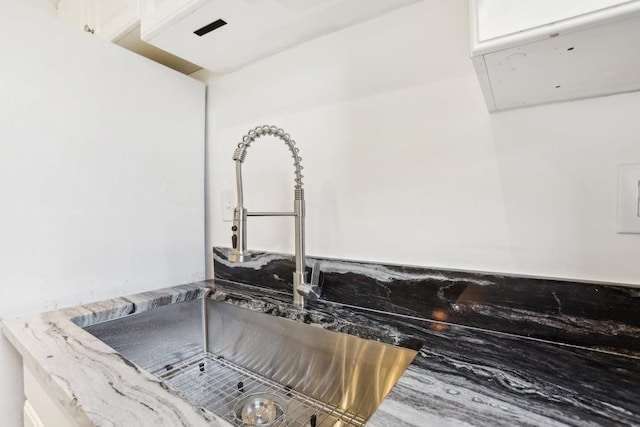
[212,247,640,356]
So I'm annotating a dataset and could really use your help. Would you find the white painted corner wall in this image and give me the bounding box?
[0,2,205,426]
[194,0,640,287]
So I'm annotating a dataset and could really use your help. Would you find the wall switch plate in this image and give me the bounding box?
[221,190,235,222]
[617,164,640,234]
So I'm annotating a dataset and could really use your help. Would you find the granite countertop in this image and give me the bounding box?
[3,279,640,426]
[3,284,222,427]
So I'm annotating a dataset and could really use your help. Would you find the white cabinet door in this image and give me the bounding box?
[93,0,139,41]
[474,0,632,43]
[470,0,640,111]
[58,0,139,41]
[23,366,79,427]
[57,0,89,33]
[23,401,45,427]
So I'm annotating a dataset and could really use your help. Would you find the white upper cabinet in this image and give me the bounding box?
[93,0,139,41]
[470,0,640,111]
[57,0,89,33]
[139,0,421,75]
[58,0,138,41]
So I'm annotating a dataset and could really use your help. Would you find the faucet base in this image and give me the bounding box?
[293,271,307,309]
[229,252,251,263]
[293,293,305,309]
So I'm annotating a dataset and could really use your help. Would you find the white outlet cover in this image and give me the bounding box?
[617,164,640,234]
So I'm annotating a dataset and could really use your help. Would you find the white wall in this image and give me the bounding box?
[0,2,205,425]
[194,0,640,286]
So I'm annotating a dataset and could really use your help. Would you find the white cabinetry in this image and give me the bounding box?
[55,0,200,74]
[57,0,86,32]
[23,401,45,427]
[93,0,139,41]
[58,0,138,41]
[22,366,79,427]
[471,0,640,111]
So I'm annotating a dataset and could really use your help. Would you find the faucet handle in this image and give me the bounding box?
[308,262,323,300]
[310,262,321,285]
[296,262,323,300]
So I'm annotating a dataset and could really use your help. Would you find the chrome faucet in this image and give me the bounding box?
[229,125,320,308]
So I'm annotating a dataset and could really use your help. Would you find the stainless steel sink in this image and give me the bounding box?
[83,296,418,426]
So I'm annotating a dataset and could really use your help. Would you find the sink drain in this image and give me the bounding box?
[234,393,285,425]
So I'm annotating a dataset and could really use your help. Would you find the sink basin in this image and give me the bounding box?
[83,296,417,426]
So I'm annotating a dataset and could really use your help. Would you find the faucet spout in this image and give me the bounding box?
[229,125,316,308]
